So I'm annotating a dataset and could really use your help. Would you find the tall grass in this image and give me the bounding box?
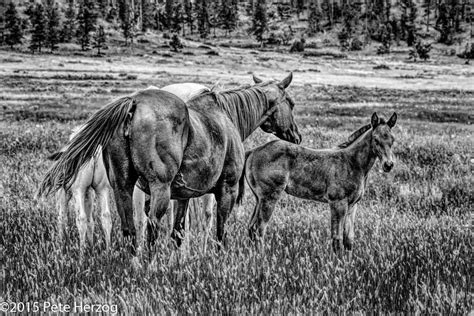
[1,112,472,313]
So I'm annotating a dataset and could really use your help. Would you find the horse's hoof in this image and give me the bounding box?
[131,256,142,272]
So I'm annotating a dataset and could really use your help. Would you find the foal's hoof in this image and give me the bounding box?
[131,256,143,272]
[170,230,183,248]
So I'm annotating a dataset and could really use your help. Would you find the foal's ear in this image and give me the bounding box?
[371,112,379,128]
[278,72,293,89]
[387,112,397,128]
[253,74,263,84]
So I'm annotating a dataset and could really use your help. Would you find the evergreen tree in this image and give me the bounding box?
[196,0,209,38]
[219,0,238,36]
[62,1,76,42]
[165,0,174,29]
[171,3,183,34]
[93,25,107,55]
[45,1,61,52]
[183,0,194,35]
[251,0,267,46]
[76,0,97,50]
[118,0,134,45]
[5,2,23,49]
[29,4,46,53]
[141,0,155,31]
[308,1,322,35]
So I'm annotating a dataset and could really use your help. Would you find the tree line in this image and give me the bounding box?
[1,0,472,54]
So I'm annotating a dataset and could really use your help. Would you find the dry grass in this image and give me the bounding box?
[1,50,472,313]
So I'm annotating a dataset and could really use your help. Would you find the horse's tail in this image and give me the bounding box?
[236,151,252,205]
[37,96,136,197]
[47,151,63,161]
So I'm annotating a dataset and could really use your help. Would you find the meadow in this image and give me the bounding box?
[1,47,473,313]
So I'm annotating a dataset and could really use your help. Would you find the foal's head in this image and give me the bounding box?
[371,112,397,172]
[253,73,302,144]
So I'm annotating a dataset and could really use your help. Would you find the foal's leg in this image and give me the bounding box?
[171,199,190,248]
[329,199,348,255]
[249,198,279,245]
[343,204,358,261]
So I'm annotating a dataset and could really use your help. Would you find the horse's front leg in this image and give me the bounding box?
[329,199,348,256]
[171,199,190,248]
[215,183,238,248]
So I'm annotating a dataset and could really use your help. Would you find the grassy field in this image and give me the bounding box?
[1,46,473,314]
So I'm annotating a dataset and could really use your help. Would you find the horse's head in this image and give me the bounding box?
[253,73,302,144]
[370,112,397,172]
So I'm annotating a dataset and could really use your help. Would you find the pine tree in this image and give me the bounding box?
[251,0,267,46]
[5,2,23,49]
[93,25,107,55]
[308,1,322,35]
[196,0,210,38]
[118,0,134,45]
[45,1,61,52]
[62,1,76,42]
[171,3,183,34]
[165,0,174,30]
[29,4,46,53]
[76,0,97,51]
[141,0,155,31]
[183,0,194,35]
[219,0,238,36]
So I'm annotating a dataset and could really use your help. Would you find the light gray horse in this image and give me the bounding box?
[238,112,397,255]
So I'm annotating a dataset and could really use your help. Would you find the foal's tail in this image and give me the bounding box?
[236,151,252,205]
[37,96,136,197]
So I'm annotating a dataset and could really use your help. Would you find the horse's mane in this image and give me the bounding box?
[214,86,268,139]
[337,124,372,149]
[190,84,269,140]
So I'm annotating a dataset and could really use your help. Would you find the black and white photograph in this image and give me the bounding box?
[1,0,472,314]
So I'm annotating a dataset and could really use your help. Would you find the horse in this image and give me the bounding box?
[239,112,397,256]
[45,83,214,253]
[37,73,302,253]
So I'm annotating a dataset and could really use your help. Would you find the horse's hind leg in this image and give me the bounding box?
[147,182,172,248]
[108,137,138,248]
[170,199,189,248]
[202,194,215,253]
[73,188,88,255]
[85,188,95,246]
[97,186,112,250]
[249,197,279,244]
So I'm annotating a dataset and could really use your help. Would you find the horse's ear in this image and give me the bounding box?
[371,112,379,128]
[253,74,263,84]
[278,72,293,89]
[387,112,397,128]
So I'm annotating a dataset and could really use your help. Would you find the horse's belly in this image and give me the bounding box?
[170,159,222,199]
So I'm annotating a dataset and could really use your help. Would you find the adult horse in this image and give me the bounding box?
[46,83,212,254]
[37,73,302,250]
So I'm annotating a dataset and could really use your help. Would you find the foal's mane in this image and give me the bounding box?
[191,83,270,139]
[337,124,372,149]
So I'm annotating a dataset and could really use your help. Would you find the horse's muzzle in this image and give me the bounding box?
[285,129,302,144]
[383,161,394,172]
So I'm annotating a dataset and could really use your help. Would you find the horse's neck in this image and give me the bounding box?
[216,89,270,140]
[346,130,376,176]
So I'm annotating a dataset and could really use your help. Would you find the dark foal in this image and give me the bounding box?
[239,112,397,255]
